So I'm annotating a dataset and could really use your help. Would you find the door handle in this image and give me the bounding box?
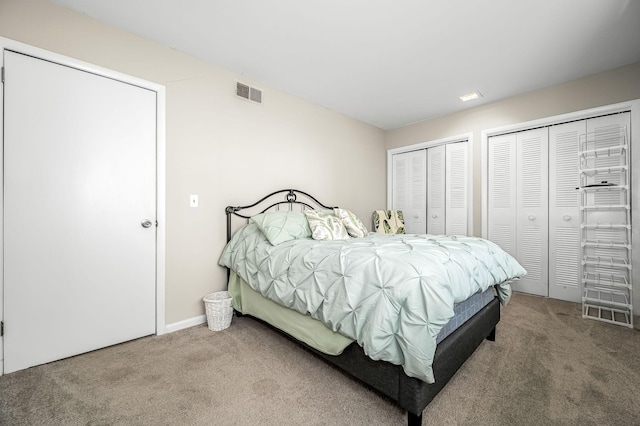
[563,215,572,221]
[528,214,536,221]
[141,219,153,228]
[432,214,438,218]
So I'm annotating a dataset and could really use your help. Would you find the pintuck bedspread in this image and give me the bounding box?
[219,224,525,383]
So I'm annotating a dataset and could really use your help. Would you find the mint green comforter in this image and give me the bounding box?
[219,224,526,383]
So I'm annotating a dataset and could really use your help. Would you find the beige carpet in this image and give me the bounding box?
[1,292,639,425]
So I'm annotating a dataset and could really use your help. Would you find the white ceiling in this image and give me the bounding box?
[50,0,640,130]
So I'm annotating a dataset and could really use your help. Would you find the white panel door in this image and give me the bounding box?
[515,128,549,297]
[392,150,426,234]
[549,121,583,302]
[488,133,517,258]
[427,145,445,235]
[445,142,468,236]
[4,51,157,373]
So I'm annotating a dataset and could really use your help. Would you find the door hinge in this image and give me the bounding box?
[1,66,4,83]
[1,321,3,337]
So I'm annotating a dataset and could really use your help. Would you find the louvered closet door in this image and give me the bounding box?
[427,145,445,234]
[445,142,468,235]
[549,121,583,302]
[515,128,549,296]
[488,133,517,258]
[392,150,427,234]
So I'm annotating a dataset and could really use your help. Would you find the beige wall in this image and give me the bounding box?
[386,61,640,235]
[0,0,386,325]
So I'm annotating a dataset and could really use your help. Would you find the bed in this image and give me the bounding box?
[220,189,525,425]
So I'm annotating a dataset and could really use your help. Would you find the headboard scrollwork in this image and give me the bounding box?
[225,189,337,243]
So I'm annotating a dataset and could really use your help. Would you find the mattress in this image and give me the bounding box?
[436,287,494,343]
[229,270,495,355]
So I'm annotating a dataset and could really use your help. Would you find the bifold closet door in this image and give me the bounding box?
[393,142,468,236]
[488,129,548,297]
[427,145,445,234]
[549,121,583,302]
[488,113,630,302]
[488,133,518,256]
[445,142,468,235]
[515,128,549,296]
[392,150,426,234]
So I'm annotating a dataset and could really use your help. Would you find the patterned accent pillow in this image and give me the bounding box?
[250,211,312,245]
[334,208,368,238]
[373,210,405,234]
[304,210,350,240]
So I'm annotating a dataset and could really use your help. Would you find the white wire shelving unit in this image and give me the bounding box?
[579,125,633,328]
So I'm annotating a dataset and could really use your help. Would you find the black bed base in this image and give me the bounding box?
[313,297,499,425]
[245,297,500,426]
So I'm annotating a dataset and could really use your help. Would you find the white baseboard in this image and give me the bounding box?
[163,314,207,334]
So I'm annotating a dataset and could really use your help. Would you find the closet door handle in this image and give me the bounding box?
[413,214,419,219]
[528,214,536,221]
[432,214,438,218]
[563,215,572,221]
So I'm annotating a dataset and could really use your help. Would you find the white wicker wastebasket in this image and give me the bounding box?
[203,291,233,331]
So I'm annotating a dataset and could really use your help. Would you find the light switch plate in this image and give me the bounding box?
[190,194,198,208]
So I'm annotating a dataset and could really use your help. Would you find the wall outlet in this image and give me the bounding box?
[190,194,198,208]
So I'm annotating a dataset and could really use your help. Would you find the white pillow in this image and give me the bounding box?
[303,210,350,240]
[334,208,368,238]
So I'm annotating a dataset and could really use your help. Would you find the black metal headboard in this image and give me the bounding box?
[225,189,336,243]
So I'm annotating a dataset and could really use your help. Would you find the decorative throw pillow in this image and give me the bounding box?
[373,210,405,234]
[303,210,350,240]
[334,208,368,238]
[250,211,311,245]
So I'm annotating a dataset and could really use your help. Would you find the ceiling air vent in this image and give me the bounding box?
[236,81,262,104]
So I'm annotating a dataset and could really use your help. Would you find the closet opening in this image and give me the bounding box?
[481,99,638,327]
[387,134,473,236]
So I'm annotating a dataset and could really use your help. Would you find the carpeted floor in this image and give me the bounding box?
[1,292,639,425]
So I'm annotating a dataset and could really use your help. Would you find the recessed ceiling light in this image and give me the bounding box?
[459,91,483,102]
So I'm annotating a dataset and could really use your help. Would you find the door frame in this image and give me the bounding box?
[387,133,474,235]
[480,99,640,308]
[0,37,167,375]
